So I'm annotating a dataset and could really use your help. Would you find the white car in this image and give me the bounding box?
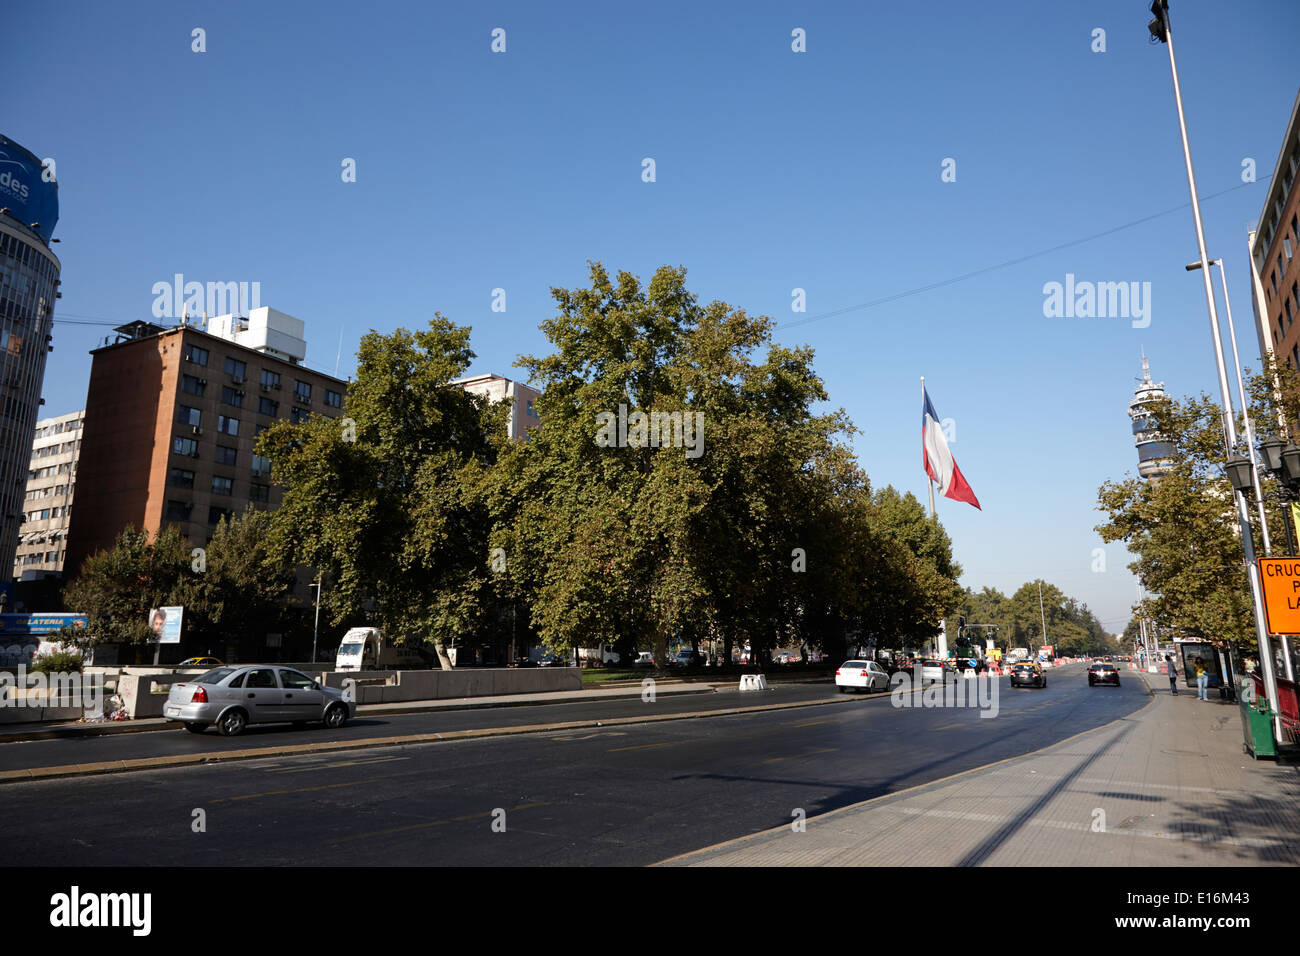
[836,660,889,693]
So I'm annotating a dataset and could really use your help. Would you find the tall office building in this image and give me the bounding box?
[1250,89,1300,374]
[13,409,84,580]
[0,134,61,580]
[1129,356,1175,481]
[63,308,347,578]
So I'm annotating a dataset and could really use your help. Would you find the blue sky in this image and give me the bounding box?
[7,0,1299,633]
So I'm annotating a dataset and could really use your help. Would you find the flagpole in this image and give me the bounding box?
[922,375,946,659]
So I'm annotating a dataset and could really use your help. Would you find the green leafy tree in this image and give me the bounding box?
[260,316,506,668]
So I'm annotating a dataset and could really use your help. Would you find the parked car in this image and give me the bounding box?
[632,652,656,669]
[669,648,703,668]
[1088,662,1121,687]
[835,660,889,693]
[178,657,224,669]
[1009,661,1047,688]
[164,665,354,737]
[536,654,568,667]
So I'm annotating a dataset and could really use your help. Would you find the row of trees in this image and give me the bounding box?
[956,582,1116,658]
[65,263,1109,666]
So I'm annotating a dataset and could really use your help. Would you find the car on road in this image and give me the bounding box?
[835,659,889,693]
[178,656,224,669]
[1088,662,1121,687]
[913,658,949,684]
[1009,661,1047,688]
[163,665,355,737]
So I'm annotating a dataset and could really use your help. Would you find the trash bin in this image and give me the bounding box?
[1239,682,1277,759]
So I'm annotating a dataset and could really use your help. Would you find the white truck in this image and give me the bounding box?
[1007,647,1029,664]
[334,628,431,672]
[577,643,620,666]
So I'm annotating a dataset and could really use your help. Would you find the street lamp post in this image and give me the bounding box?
[309,578,322,666]
[1148,0,1284,735]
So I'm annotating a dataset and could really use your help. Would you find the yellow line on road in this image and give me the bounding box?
[791,719,831,728]
[762,748,837,764]
[608,741,678,753]
[333,801,552,843]
[213,778,381,803]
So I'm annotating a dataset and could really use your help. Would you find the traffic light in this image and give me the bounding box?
[1148,0,1169,43]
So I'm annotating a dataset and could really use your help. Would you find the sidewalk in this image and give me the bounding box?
[661,672,1300,866]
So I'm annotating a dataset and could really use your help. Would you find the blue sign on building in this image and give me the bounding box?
[0,613,87,637]
[0,134,59,243]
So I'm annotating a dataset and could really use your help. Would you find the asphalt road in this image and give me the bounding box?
[0,663,1149,865]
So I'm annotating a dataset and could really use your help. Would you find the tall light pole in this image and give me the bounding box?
[309,578,322,667]
[1148,0,1283,734]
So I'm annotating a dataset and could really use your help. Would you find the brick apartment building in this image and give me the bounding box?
[64,309,347,579]
[1252,89,1300,373]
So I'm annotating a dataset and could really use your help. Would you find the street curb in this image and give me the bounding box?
[0,686,900,785]
[0,684,723,744]
[653,668,1156,867]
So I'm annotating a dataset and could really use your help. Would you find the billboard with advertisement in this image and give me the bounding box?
[148,607,184,645]
[0,135,59,243]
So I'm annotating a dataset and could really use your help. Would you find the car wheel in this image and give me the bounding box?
[183,722,208,734]
[217,709,247,737]
[323,703,348,729]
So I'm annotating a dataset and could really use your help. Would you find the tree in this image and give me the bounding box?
[62,525,196,653]
[260,316,506,668]
[1095,359,1300,652]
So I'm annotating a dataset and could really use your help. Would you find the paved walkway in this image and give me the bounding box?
[662,671,1300,866]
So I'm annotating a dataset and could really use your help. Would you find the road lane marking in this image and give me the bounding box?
[212,778,381,803]
[608,741,679,752]
[331,801,552,843]
[791,719,831,728]
[263,756,409,774]
[761,748,837,764]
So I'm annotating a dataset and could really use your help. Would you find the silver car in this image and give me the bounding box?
[164,665,354,737]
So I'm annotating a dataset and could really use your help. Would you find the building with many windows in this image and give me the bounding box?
[13,410,84,580]
[63,309,347,579]
[1128,355,1175,481]
[0,133,61,580]
[1251,89,1300,373]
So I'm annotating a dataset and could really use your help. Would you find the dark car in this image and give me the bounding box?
[1088,662,1121,687]
[1009,661,1047,688]
[669,648,704,668]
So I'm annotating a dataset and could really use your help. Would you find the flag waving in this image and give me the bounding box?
[922,385,981,510]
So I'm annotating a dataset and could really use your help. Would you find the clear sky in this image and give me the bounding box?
[7,0,1299,634]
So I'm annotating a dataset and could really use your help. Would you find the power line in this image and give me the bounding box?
[777,177,1269,332]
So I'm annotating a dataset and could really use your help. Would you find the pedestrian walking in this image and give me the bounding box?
[1166,654,1178,695]
[1194,656,1209,701]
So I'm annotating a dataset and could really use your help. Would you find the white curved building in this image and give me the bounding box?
[1128,356,1175,480]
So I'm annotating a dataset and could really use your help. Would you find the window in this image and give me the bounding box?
[217,415,240,436]
[181,374,206,397]
[293,380,312,403]
[260,369,281,389]
[251,454,272,477]
[324,389,343,409]
[258,397,279,416]
[278,669,314,689]
[215,445,238,466]
[208,505,233,524]
[246,669,277,688]
[177,405,202,427]
[221,386,244,408]
[225,357,247,380]
[169,468,195,489]
[250,482,271,503]
[211,476,233,496]
[166,500,193,521]
[290,407,310,424]
[173,436,199,456]
[184,344,208,366]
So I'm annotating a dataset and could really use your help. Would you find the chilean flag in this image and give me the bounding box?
[923,386,981,510]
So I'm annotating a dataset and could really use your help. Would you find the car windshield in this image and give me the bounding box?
[339,643,363,655]
[195,667,238,684]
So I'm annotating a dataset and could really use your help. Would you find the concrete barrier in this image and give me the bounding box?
[739,674,768,691]
[320,667,581,704]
